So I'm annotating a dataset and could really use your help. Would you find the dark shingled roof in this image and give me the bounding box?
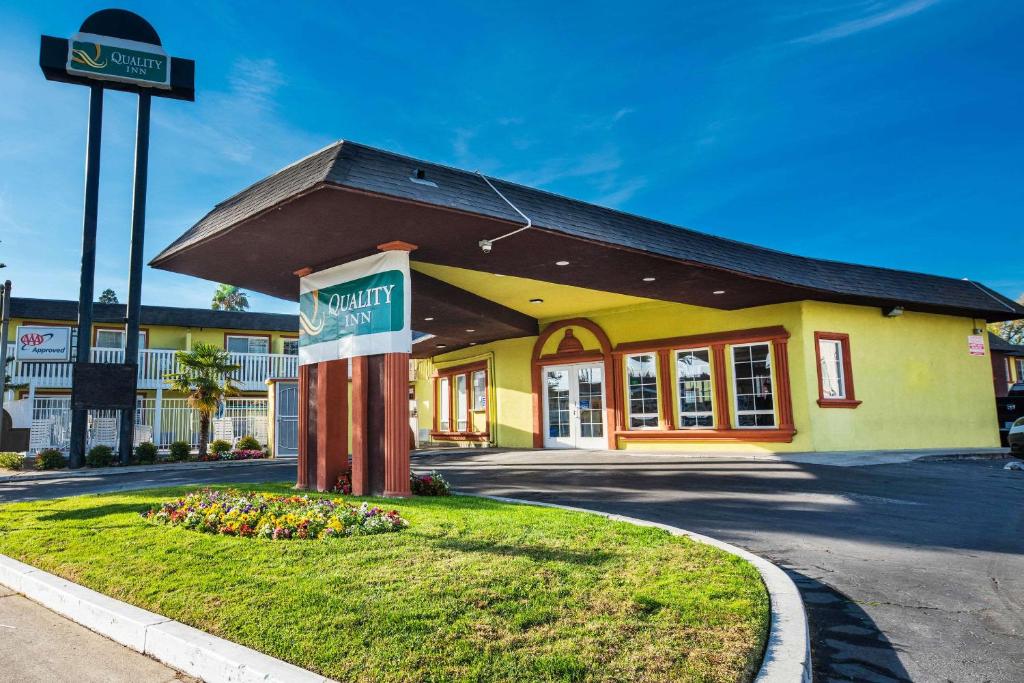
[989,332,1024,356]
[153,140,1024,321]
[11,298,298,332]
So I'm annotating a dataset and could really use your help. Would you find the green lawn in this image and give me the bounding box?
[0,485,769,682]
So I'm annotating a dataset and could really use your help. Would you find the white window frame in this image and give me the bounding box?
[472,369,487,412]
[226,335,270,355]
[94,328,147,349]
[674,348,714,428]
[455,374,468,432]
[625,353,660,430]
[817,338,846,399]
[731,342,776,429]
[438,377,451,432]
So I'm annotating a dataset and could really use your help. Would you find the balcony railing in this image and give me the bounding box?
[5,348,299,392]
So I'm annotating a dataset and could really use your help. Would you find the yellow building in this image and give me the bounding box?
[4,298,299,452]
[149,141,1024,455]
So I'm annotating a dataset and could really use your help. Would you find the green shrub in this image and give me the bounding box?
[168,441,191,462]
[134,442,158,464]
[85,445,115,468]
[0,452,24,471]
[210,439,233,455]
[34,449,66,470]
[236,435,262,451]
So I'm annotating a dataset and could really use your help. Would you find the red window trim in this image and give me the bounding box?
[813,331,861,408]
[431,360,489,440]
[612,326,796,436]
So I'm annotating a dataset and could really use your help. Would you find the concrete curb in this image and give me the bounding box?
[0,554,332,683]
[465,494,812,683]
[0,457,295,485]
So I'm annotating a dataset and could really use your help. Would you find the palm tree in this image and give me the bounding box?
[165,343,240,456]
[211,284,250,312]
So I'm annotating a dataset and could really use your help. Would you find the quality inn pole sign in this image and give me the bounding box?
[67,33,171,89]
[40,9,194,468]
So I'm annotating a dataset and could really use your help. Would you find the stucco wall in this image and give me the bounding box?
[417,298,1000,453]
[798,301,999,450]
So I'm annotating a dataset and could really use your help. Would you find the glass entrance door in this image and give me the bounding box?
[542,363,606,449]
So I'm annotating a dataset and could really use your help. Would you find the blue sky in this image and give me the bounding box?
[1,1,1021,314]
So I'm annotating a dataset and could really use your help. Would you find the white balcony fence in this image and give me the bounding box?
[28,396,270,453]
[6,348,298,392]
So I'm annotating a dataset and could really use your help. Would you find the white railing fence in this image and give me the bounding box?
[28,396,270,454]
[7,349,299,392]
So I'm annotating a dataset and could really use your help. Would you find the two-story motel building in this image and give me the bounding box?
[4,298,300,453]
[147,141,1023,456]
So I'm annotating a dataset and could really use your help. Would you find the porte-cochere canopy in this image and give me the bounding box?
[152,140,1023,357]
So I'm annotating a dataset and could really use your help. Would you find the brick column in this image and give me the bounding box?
[350,355,369,496]
[383,352,411,497]
[296,363,311,490]
[315,358,348,492]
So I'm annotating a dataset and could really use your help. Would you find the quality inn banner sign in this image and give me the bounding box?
[298,251,412,365]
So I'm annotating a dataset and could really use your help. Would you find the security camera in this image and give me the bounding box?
[478,239,493,254]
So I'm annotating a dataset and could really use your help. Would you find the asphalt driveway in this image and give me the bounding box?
[415,450,1024,683]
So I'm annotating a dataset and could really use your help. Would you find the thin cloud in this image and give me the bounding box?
[593,178,647,208]
[792,0,940,44]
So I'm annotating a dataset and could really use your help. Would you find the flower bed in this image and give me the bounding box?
[410,470,451,496]
[197,449,269,462]
[142,488,407,540]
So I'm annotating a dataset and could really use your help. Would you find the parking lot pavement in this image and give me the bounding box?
[0,460,296,503]
[417,450,1024,683]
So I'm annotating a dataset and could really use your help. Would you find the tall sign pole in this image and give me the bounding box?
[68,85,104,468]
[0,280,11,450]
[40,9,194,467]
[118,93,151,464]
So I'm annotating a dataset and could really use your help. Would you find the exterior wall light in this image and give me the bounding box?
[883,305,904,317]
[529,298,544,304]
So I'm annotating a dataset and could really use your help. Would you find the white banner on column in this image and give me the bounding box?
[298,251,412,365]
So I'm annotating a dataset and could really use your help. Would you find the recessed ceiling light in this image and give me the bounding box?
[529,298,544,304]
[436,343,447,348]
[465,329,475,333]
[469,342,477,346]
[642,277,656,282]
[713,290,726,295]
[494,273,505,277]
[424,317,434,321]
[555,260,570,266]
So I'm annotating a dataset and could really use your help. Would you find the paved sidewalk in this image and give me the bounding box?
[0,585,194,683]
[413,446,1008,468]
